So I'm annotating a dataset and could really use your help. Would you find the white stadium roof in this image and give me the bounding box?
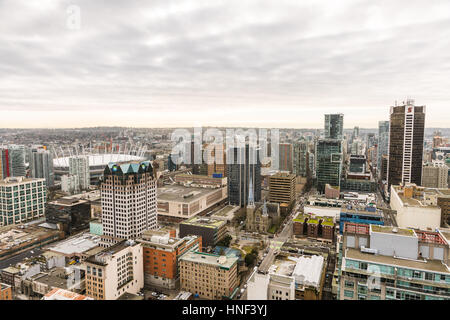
[53,153,145,168]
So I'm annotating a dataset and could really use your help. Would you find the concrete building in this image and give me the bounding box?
[247,254,326,300]
[84,240,144,300]
[268,172,296,205]
[100,161,157,247]
[69,156,90,191]
[339,202,383,234]
[179,217,227,248]
[422,163,448,189]
[293,141,309,177]
[179,251,239,300]
[293,213,335,241]
[137,229,201,289]
[303,196,343,220]
[339,223,450,300]
[0,177,47,226]
[377,121,389,178]
[157,184,227,221]
[387,100,425,192]
[390,184,442,230]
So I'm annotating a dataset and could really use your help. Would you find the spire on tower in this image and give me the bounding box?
[248,172,255,207]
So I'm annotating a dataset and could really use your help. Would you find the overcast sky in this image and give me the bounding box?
[1,0,449,129]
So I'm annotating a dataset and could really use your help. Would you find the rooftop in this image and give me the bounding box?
[43,288,93,300]
[180,251,238,270]
[46,233,101,256]
[211,205,239,217]
[371,225,415,237]
[346,248,450,274]
[158,184,220,203]
[0,177,45,186]
[180,216,226,229]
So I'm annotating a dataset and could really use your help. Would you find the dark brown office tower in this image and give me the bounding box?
[387,99,425,192]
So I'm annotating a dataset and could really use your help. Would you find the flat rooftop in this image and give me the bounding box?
[346,248,450,274]
[46,233,101,256]
[211,205,239,217]
[44,288,92,300]
[371,225,415,237]
[180,251,238,270]
[181,216,226,229]
[393,185,449,207]
[157,185,219,203]
[0,225,61,252]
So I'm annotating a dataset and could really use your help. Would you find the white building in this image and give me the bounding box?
[100,161,157,247]
[390,184,442,230]
[69,156,90,191]
[84,240,143,300]
[61,174,80,194]
[0,177,46,226]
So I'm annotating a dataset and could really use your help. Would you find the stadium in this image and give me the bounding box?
[53,153,147,183]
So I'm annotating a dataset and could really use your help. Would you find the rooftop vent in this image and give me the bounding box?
[392,228,398,233]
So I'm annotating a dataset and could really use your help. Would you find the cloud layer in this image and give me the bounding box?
[1,0,449,128]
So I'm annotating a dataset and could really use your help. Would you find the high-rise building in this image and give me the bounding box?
[268,172,296,205]
[293,141,309,177]
[387,99,425,191]
[226,145,261,207]
[279,143,293,172]
[324,114,344,140]
[422,163,448,189]
[30,149,54,187]
[316,139,343,193]
[377,121,390,178]
[0,146,26,178]
[0,177,46,226]
[69,156,90,191]
[100,161,157,247]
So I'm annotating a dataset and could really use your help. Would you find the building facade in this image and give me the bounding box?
[316,139,343,193]
[0,177,46,226]
[324,114,344,140]
[69,156,90,191]
[100,161,157,247]
[387,100,425,192]
[30,149,54,187]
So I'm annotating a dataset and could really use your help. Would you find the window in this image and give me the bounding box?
[344,290,354,298]
[425,273,434,281]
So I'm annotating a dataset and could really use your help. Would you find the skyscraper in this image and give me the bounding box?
[315,139,343,193]
[377,121,389,179]
[100,161,157,247]
[1,145,26,178]
[324,114,344,140]
[227,145,261,207]
[69,156,90,191]
[30,149,54,187]
[387,99,425,191]
[293,141,309,177]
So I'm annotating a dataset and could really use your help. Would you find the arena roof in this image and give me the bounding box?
[53,154,146,168]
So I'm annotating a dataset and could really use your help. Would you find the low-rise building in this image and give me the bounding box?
[45,197,91,236]
[179,217,227,248]
[303,196,343,220]
[0,283,12,300]
[246,201,280,233]
[157,184,227,221]
[390,184,443,230]
[179,251,239,300]
[137,229,201,289]
[293,213,335,241]
[83,240,143,300]
[43,287,93,300]
[339,203,384,234]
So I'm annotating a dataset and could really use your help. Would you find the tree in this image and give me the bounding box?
[245,253,257,266]
[217,234,232,247]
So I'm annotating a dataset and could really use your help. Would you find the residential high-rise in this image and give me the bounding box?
[324,114,344,140]
[0,177,47,226]
[293,141,309,177]
[226,145,261,207]
[387,99,425,191]
[69,156,90,191]
[316,139,343,193]
[377,121,389,178]
[30,149,54,187]
[100,161,157,247]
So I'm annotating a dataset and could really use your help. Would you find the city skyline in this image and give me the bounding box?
[1,1,450,128]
